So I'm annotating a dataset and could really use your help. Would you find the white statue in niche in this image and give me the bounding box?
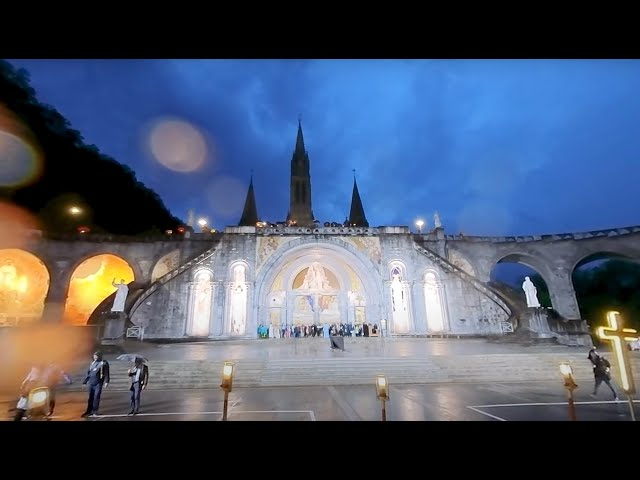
[230,265,247,335]
[390,269,409,333]
[391,272,406,313]
[111,278,129,312]
[192,272,212,336]
[522,276,541,308]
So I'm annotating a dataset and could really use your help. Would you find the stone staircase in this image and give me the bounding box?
[60,353,640,391]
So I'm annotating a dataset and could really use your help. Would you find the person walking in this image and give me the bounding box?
[587,347,619,400]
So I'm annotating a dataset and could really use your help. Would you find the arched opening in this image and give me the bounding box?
[0,248,50,325]
[64,254,135,325]
[490,254,552,310]
[151,249,180,282]
[187,269,214,337]
[227,263,248,335]
[389,263,411,334]
[571,252,640,333]
[423,270,448,332]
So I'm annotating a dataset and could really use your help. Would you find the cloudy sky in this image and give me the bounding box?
[7,59,640,235]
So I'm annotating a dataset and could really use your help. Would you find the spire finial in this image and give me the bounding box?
[352,168,356,180]
[298,113,302,125]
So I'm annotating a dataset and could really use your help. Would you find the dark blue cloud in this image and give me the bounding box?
[7,59,640,234]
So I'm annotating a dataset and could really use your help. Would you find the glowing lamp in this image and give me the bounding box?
[559,362,577,389]
[77,226,90,234]
[28,387,49,409]
[221,361,235,392]
[375,374,389,401]
[69,206,82,215]
[177,227,185,234]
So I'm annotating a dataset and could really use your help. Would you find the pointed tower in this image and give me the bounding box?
[238,174,259,227]
[348,172,369,227]
[286,119,315,226]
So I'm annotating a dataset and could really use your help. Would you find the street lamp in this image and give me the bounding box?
[559,362,578,421]
[220,361,235,421]
[375,374,389,421]
[415,219,424,234]
[197,218,209,233]
[69,206,82,215]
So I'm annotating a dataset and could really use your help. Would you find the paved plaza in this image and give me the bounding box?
[3,337,638,421]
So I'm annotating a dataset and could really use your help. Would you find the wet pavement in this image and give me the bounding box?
[3,381,636,421]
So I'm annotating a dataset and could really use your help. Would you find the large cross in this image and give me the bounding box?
[597,311,639,395]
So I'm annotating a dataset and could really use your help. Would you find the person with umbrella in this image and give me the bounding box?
[127,356,149,415]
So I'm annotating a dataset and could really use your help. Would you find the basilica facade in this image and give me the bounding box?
[129,123,512,340]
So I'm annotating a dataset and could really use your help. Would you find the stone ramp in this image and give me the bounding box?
[60,352,640,390]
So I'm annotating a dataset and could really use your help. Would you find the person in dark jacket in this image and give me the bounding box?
[127,357,149,415]
[81,351,110,417]
[588,347,618,400]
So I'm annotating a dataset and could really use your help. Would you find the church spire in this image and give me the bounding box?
[287,119,315,226]
[348,171,369,228]
[238,173,259,227]
[295,116,305,154]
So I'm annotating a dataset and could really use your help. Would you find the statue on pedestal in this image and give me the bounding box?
[522,276,541,308]
[434,211,442,229]
[111,278,129,313]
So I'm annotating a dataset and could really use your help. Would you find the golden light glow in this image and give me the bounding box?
[29,387,49,408]
[597,310,639,394]
[0,104,43,188]
[375,374,389,400]
[559,362,573,378]
[63,254,135,325]
[69,206,82,215]
[148,117,208,173]
[221,361,235,391]
[0,248,49,323]
[0,201,41,250]
[0,324,93,394]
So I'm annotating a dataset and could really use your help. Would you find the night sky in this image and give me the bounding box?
[7,59,640,235]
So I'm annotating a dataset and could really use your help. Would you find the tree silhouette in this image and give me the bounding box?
[0,60,183,235]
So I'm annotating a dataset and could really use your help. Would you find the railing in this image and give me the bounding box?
[126,326,144,339]
[127,239,223,319]
[412,243,512,319]
[499,321,514,333]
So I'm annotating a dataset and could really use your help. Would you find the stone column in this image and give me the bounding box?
[546,270,581,320]
[41,266,71,323]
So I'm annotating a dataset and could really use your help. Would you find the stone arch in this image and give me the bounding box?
[388,260,412,334]
[570,251,640,327]
[387,260,408,280]
[225,261,250,336]
[570,250,639,274]
[63,253,135,325]
[490,252,554,311]
[423,268,449,332]
[151,249,181,282]
[254,237,384,336]
[0,248,50,325]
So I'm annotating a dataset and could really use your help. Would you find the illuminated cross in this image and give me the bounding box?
[597,311,639,395]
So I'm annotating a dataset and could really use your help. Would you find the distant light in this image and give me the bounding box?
[69,206,82,215]
[198,218,207,227]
